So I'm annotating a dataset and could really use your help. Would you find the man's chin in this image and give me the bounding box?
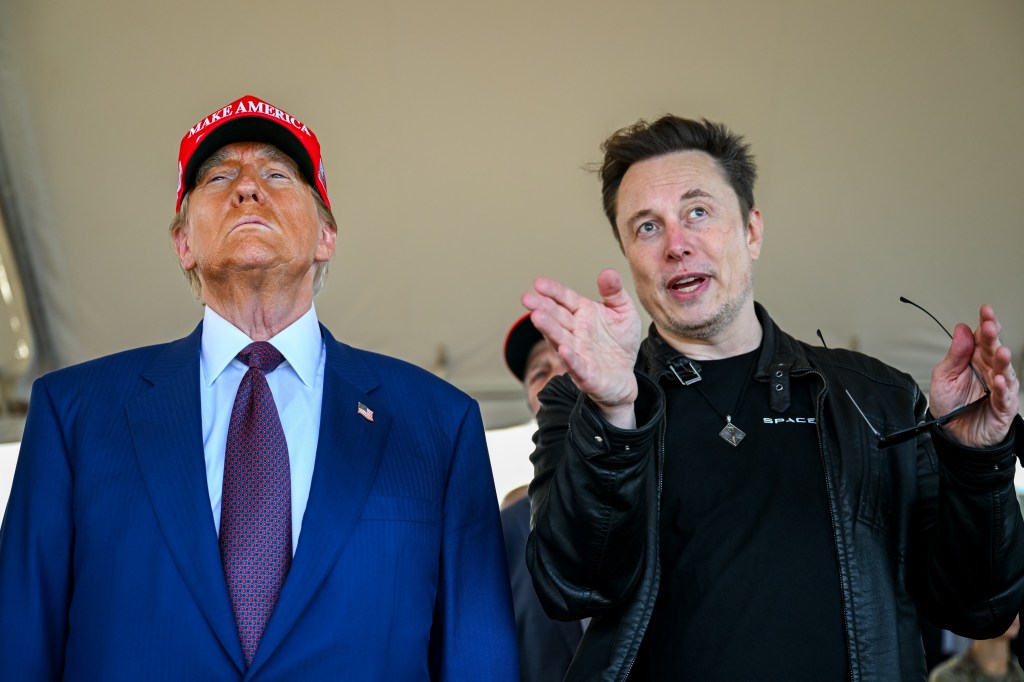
[654,317,715,342]
[654,304,733,342]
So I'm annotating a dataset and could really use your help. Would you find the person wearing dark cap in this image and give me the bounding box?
[0,95,517,681]
[500,314,583,682]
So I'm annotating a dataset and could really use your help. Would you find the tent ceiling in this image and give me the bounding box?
[1,0,1021,430]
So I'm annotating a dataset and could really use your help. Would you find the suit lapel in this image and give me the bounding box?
[126,323,246,673]
[249,327,390,676]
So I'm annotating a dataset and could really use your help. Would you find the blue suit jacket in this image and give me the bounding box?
[0,324,518,681]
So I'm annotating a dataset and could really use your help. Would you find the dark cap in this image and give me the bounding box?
[504,313,545,383]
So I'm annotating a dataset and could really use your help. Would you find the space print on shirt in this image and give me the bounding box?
[762,415,817,425]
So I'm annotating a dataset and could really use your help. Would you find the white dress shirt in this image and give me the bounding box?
[199,304,326,555]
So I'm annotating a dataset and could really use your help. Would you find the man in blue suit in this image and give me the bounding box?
[0,94,518,681]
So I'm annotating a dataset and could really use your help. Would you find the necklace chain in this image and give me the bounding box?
[668,353,756,447]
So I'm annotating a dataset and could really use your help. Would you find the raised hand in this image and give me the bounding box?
[929,304,1020,448]
[522,269,642,429]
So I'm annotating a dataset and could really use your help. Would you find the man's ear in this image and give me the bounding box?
[315,221,337,263]
[172,224,197,271]
[746,208,764,261]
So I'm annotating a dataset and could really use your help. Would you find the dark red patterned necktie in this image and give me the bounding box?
[219,341,291,667]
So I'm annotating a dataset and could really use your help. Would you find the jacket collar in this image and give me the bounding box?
[638,302,806,413]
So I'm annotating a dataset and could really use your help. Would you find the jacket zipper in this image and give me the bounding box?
[779,368,855,682]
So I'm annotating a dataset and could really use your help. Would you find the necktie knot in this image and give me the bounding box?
[237,341,285,374]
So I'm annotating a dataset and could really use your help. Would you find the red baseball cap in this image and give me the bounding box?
[175,95,329,212]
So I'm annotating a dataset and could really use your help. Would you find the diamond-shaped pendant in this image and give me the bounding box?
[719,421,746,447]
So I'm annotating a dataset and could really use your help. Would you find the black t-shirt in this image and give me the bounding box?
[637,348,848,680]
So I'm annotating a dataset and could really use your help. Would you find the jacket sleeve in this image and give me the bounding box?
[909,399,1024,639]
[0,378,72,681]
[428,398,519,682]
[525,372,664,620]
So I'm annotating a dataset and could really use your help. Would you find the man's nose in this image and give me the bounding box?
[664,223,692,260]
[231,169,264,205]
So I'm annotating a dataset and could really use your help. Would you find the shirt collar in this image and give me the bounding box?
[200,304,322,388]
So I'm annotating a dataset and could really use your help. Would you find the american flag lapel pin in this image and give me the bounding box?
[357,402,374,422]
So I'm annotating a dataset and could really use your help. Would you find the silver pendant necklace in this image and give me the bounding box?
[718,418,746,447]
[668,356,754,447]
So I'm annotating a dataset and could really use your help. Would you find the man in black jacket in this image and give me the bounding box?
[522,116,1024,681]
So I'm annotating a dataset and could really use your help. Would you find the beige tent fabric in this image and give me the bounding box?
[0,0,1022,432]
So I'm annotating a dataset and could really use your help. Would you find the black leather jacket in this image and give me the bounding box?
[526,304,1024,682]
